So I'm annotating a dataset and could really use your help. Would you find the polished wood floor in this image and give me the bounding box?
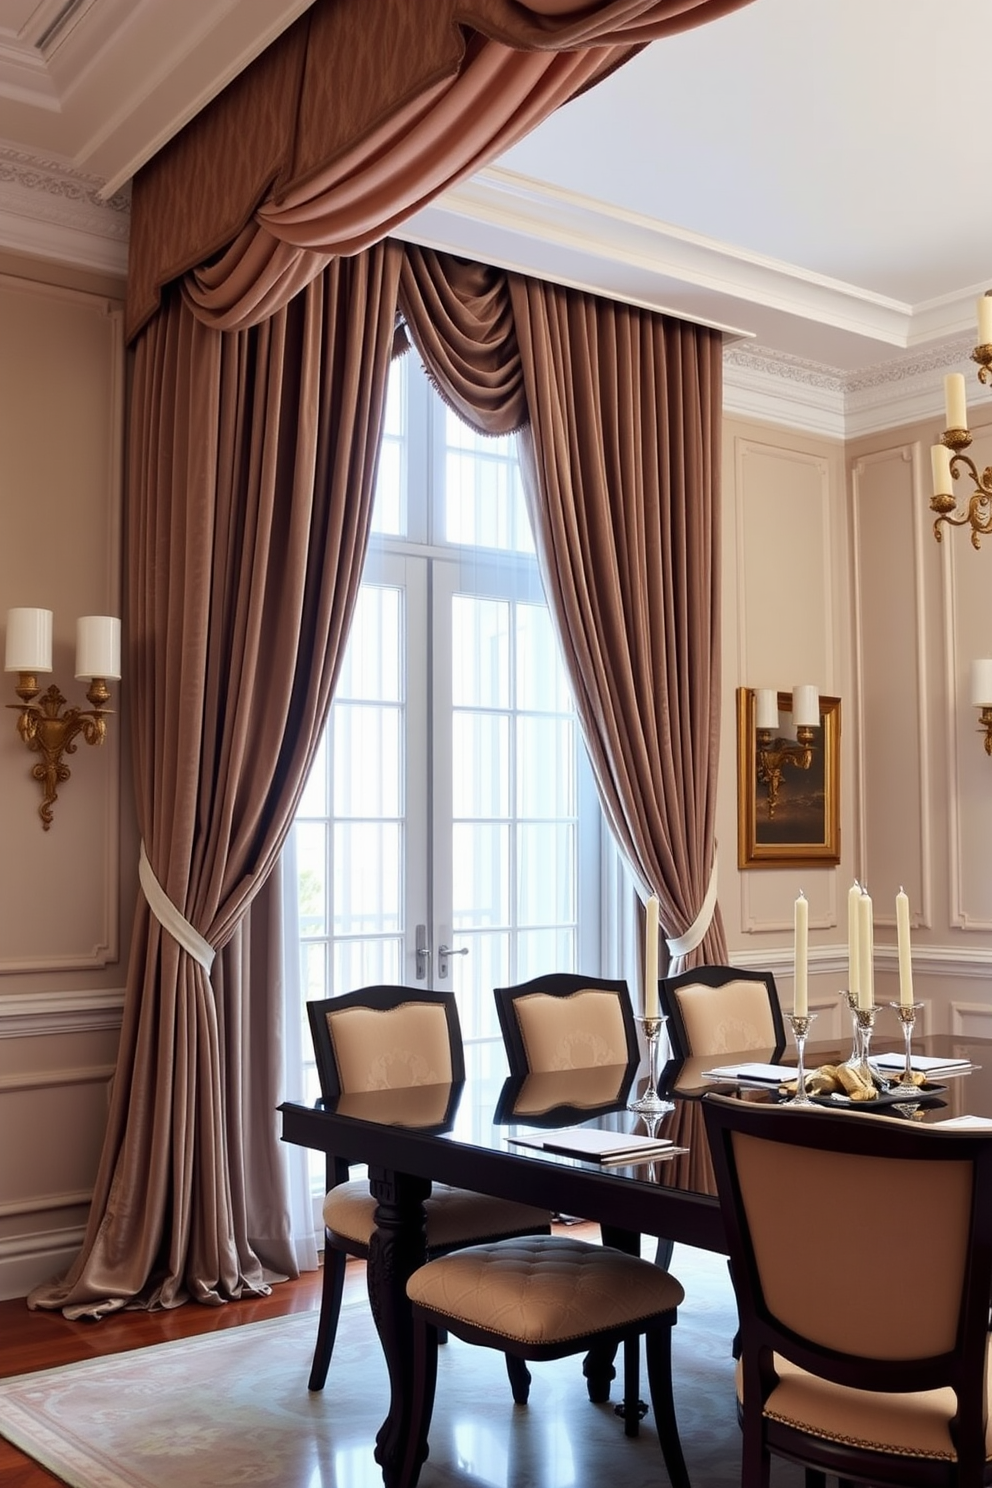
[0,1263,342,1487]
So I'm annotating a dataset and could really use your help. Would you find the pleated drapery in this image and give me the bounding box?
[30,244,403,1315]
[29,0,750,1315]
[398,248,726,971]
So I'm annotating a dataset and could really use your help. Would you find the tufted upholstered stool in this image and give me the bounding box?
[704,1092,992,1488]
[402,1234,691,1488]
[305,987,550,1393]
[659,964,784,1059]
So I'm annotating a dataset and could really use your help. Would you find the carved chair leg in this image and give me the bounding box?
[505,1352,532,1404]
[582,1342,616,1402]
[308,1237,346,1391]
[644,1318,691,1488]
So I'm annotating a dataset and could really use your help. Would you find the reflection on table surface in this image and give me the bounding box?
[292,1031,992,1219]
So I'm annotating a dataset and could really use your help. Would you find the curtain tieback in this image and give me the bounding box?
[138,840,215,973]
[665,854,718,959]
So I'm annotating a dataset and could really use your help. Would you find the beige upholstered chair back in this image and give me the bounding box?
[672,978,778,1055]
[732,1128,973,1359]
[324,1002,453,1092]
[512,989,630,1072]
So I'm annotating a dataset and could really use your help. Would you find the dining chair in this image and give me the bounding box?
[494,972,639,1077]
[493,972,647,1424]
[659,964,784,1060]
[402,1233,691,1488]
[305,985,550,1392]
[702,1091,992,1488]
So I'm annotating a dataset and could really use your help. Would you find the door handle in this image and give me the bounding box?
[415,924,431,982]
[437,943,469,980]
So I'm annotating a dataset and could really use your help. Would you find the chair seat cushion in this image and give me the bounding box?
[736,1353,992,1462]
[406,1234,684,1346]
[323,1180,549,1251]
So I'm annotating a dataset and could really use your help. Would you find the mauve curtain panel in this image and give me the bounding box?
[399,247,725,970]
[30,245,402,1315]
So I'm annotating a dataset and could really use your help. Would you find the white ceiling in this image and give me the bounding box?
[0,0,986,420]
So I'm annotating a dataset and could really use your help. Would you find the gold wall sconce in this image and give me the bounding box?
[927,309,992,759]
[929,292,992,549]
[970,660,992,756]
[753,684,820,819]
[5,607,121,829]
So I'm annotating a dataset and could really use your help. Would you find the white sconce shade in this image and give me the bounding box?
[5,607,52,672]
[792,685,820,728]
[971,659,992,707]
[75,616,121,680]
[754,688,779,731]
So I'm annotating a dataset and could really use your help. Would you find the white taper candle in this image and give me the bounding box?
[794,892,808,1018]
[847,880,861,1003]
[857,891,874,1011]
[896,887,914,1007]
[644,895,659,1019]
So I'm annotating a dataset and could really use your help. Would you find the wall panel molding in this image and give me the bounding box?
[0,987,125,1038]
[0,1188,92,1220]
[942,486,992,932]
[730,942,992,981]
[738,877,838,937]
[0,1064,115,1095]
[850,441,931,920]
[951,1001,992,1039]
[0,276,124,973]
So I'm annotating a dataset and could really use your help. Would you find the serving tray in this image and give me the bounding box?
[809,1082,946,1111]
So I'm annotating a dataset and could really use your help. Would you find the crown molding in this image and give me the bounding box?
[410,167,913,346]
[724,336,978,439]
[723,345,846,438]
[0,140,127,274]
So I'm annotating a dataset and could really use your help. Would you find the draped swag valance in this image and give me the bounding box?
[126,0,754,340]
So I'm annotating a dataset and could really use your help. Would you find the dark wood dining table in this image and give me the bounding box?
[279,1029,992,1486]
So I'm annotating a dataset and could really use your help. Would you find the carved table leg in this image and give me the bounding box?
[367,1168,432,1488]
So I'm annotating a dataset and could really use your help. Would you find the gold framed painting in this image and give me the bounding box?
[737,687,840,869]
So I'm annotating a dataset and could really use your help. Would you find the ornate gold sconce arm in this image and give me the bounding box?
[756,725,817,818]
[8,675,112,829]
[930,437,992,550]
[978,706,992,757]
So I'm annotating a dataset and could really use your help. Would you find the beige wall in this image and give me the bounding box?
[847,406,992,1043]
[0,253,131,1299]
[717,416,854,1041]
[720,401,992,1049]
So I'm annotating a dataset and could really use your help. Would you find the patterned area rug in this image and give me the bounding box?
[0,1245,804,1487]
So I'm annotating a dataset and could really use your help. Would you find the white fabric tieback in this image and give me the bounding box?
[138,840,215,973]
[665,853,718,959]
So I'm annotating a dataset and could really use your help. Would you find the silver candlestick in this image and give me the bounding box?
[889,1000,924,1088]
[785,1010,817,1106]
[629,1015,673,1115]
